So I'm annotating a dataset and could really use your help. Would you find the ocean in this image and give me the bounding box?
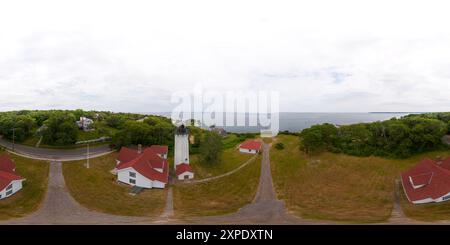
[150,112,412,133]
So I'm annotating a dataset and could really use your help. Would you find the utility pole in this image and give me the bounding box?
[11,127,15,152]
[86,143,90,169]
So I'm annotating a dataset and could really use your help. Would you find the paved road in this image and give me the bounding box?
[0,137,113,161]
[2,162,150,225]
[198,143,307,224]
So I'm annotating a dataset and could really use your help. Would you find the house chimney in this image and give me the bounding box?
[138,144,142,154]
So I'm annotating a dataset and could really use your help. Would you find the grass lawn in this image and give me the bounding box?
[0,150,49,220]
[270,135,450,223]
[173,153,261,218]
[62,153,167,217]
[189,147,254,179]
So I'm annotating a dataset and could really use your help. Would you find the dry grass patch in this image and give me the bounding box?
[190,147,254,179]
[0,150,49,220]
[173,154,261,218]
[63,153,166,217]
[270,135,446,223]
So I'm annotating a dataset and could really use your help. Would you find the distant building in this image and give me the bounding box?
[239,140,262,154]
[76,117,94,131]
[0,155,25,200]
[115,145,169,189]
[174,125,194,180]
[402,157,450,204]
[211,127,227,137]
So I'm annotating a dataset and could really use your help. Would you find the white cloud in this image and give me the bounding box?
[1,0,450,112]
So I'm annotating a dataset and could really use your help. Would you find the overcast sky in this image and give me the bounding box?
[1,0,450,113]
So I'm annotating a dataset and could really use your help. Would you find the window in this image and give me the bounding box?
[129,172,136,178]
[184,175,189,180]
[6,190,13,196]
[6,184,12,190]
[444,195,450,201]
[129,179,136,184]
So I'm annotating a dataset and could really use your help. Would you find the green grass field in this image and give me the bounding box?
[173,154,261,218]
[189,147,254,179]
[0,150,49,220]
[62,153,167,217]
[270,135,450,223]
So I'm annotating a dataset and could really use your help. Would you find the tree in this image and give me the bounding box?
[105,114,125,129]
[299,123,337,154]
[42,112,78,145]
[0,114,36,142]
[199,131,223,165]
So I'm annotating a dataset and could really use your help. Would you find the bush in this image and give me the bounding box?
[274,142,285,150]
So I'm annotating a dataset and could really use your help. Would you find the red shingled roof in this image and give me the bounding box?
[176,163,193,176]
[239,140,262,151]
[148,145,168,156]
[117,147,141,163]
[0,155,15,173]
[0,171,23,191]
[402,158,450,203]
[438,157,450,171]
[116,146,169,183]
[0,155,24,191]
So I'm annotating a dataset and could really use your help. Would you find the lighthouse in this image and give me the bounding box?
[174,124,189,168]
[174,124,194,180]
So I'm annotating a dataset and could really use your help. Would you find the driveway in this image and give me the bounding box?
[198,143,310,224]
[2,162,149,225]
[0,137,113,161]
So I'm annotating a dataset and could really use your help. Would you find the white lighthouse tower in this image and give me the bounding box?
[174,124,189,169]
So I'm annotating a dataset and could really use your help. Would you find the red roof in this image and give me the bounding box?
[117,147,140,163]
[176,163,193,176]
[148,145,168,155]
[116,146,169,183]
[0,171,23,191]
[401,158,450,203]
[438,157,450,171]
[0,155,15,173]
[239,140,262,151]
[0,155,23,191]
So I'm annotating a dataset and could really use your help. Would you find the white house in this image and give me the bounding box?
[239,140,262,154]
[76,117,94,131]
[174,125,194,180]
[0,155,25,200]
[115,146,169,189]
[176,163,194,180]
[402,157,450,204]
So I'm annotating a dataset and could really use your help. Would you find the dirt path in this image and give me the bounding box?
[198,143,308,224]
[159,187,174,220]
[177,154,258,185]
[1,162,149,225]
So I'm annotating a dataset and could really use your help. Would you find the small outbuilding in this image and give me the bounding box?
[239,140,262,154]
[176,163,194,180]
[0,155,25,200]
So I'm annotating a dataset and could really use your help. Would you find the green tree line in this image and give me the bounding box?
[299,113,450,158]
